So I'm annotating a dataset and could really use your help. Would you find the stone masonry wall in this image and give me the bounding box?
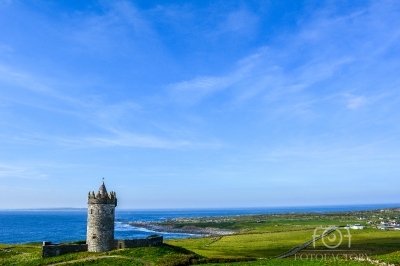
[113,235,163,249]
[41,236,163,258]
[42,243,88,258]
[87,203,115,252]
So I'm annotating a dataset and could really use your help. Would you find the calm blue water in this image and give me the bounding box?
[1,204,399,244]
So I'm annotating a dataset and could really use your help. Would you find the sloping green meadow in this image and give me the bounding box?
[165,211,400,265]
[167,230,314,258]
[0,244,190,266]
[2,231,400,265]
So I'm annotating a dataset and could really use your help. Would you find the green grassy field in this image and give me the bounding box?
[2,209,400,265]
[0,243,197,266]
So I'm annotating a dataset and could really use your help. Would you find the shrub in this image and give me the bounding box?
[157,254,199,266]
[191,257,257,265]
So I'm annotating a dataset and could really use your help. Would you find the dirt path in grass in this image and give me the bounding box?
[205,236,223,246]
[46,255,152,266]
[276,227,338,258]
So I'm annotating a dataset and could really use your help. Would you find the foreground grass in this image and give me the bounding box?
[198,259,368,266]
[0,243,194,266]
[373,251,400,265]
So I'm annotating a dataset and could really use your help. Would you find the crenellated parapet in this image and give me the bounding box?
[87,180,117,206]
[88,191,117,205]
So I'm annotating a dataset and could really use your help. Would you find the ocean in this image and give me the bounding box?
[1,204,399,244]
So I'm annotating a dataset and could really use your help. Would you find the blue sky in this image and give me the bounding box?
[0,0,399,209]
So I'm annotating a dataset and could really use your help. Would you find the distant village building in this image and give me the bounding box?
[42,181,163,257]
[345,224,364,230]
[350,224,364,230]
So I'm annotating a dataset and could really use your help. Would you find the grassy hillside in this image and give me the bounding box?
[0,243,199,266]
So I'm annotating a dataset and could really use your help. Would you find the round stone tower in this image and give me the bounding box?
[86,181,117,252]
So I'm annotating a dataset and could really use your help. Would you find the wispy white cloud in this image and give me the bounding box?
[168,75,237,105]
[167,50,263,106]
[166,0,400,120]
[0,62,202,150]
[85,131,193,149]
[0,186,47,192]
[0,63,94,111]
[260,140,400,175]
[0,163,48,180]
[69,1,159,56]
[0,64,51,93]
[0,43,14,56]
[345,95,367,110]
[215,8,259,36]
[0,126,221,150]
[2,84,219,148]
[1,2,213,152]
[166,48,353,110]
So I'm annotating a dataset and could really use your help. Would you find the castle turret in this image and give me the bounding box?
[86,181,117,252]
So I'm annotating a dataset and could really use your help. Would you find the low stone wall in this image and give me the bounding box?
[113,235,163,249]
[42,242,88,258]
[41,235,163,258]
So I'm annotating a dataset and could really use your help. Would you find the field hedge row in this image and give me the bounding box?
[157,253,256,266]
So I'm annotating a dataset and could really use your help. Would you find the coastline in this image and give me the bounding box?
[123,206,400,237]
[2,204,400,244]
[124,222,235,236]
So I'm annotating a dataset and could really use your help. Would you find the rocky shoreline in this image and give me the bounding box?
[124,222,235,236]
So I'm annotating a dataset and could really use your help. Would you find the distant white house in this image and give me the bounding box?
[377,225,394,230]
[350,224,364,230]
[345,224,364,230]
